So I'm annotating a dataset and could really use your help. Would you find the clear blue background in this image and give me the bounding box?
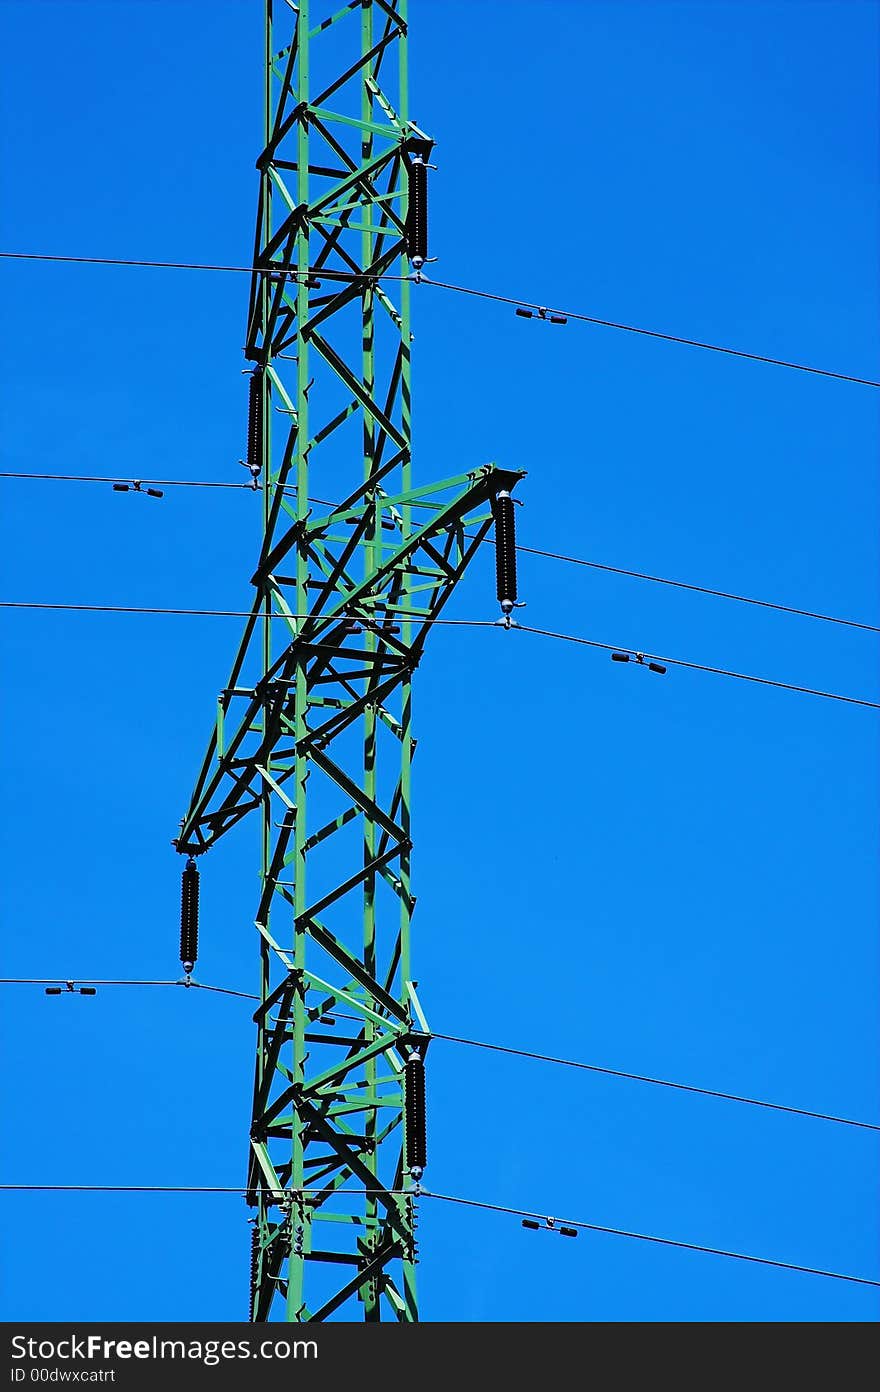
[1,0,878,1323]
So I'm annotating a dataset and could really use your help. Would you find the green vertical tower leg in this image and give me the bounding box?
[175,0,524,1322]
[360,0,381,1322]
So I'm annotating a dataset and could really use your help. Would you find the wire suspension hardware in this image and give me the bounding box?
[522,1217,579,1238]
[515,306,568,326]
[179,859,199,978]
[404,1048,428,1178]
[612,650,667,676]
[111,480,164,499]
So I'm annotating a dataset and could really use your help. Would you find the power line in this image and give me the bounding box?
[420,275,880,388]
[429,1030,880,1133]
[4,978,876,1132]
[0,1184,399,1194]
[514,623,880,710]
[0,1180,874,1288]
[0,471,255,491]
[0,601,497,627]
[0,251,339,277]
[4,471,876,635]
[420,1191,880,1289]
[0,978,183,987]
[332,1008,878,1133]
[187,981,261,1001]
[0,977,258,1001]
[0,601,286,618]
[2,250,876,387]
[512,541,880,636]
[5,600,874,709]
[0,471,337,508]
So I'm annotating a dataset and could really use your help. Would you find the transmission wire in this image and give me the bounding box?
[1,250,875,386]
[3,977,875,1132]
[0,1181,874,1288]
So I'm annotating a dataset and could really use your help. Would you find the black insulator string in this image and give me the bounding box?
[3,978,876,1133]
[179,859,200,974]
[246,370,263,480]
[3,472,876,635]
[250,1223,260,1308]
[405,142,431,270]
[404,1049,428,1172]
[492,491,518,616]
[1,251,876,387]
[0,1182,875,1288]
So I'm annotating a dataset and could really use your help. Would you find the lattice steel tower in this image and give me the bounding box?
[175,0,522,1322]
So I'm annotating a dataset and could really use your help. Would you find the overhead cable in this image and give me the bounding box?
[3,978,876,1131]
[2,602,875,709]
[513,623,880,710]
[3,471,876,634]
[420,1191,880,1289]
[1,250,875,386]
[0,1181,875,1288]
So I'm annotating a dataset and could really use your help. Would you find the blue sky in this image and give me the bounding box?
[1,0,878,1322]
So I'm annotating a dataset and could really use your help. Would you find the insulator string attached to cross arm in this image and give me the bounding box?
[404,139,433,273]
[179,859,199,978]
[249,1224,260,1318]
[404,1046,428,1177]
[245,370,263,487]
[493,490,519,619]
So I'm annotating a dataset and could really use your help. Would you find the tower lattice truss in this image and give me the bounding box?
[175,0,523,1322]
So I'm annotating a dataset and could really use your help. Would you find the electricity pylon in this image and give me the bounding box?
[174,0,523,1322]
